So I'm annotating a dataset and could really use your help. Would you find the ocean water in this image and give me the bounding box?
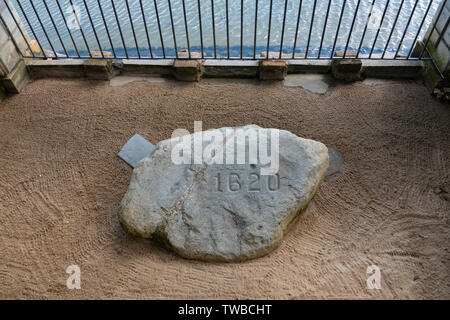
[11,0,443,58]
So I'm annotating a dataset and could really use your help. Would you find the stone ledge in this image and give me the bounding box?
[287,60,331,74]
[362,60,424,79]
[202,60,259,78]
[122,59,174,76]
[173,59,201,82]
[0,59,29,93]
[259,60,287,80]
[331,59,363,81]
[84,59,114,80]
[26,59,85,78]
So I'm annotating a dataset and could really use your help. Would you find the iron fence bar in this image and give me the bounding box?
[318,0,333,59]
[394,0,419,59]
[407,0,434,58]
[253,0,258,59]
[419,0,446,58]
[357,0,376,58]
[226,0,229,58]
[266,0,273,59]
[153,0,165,58]
[181,0,190,58]
[3,0,33,57]
[125,0,140,58]
[0,5,23,56]
[198,0,204,58]
[42,0,68,57]
[292,0,303,59]
[369,0,390,58]
[15,0,46,58]
[83,0,104,58]
[331,0,347,58]
[211,0,216,58]
[344,0,361,58]
[168,0,178,58]
[29,0,57,57]
[111,0,127,58]
[279,0,288,59]
[97,0,116,58]
[240,0,243,59]
[69,0,92,58]
[139,0,153,58]
[56,0,80,58]
[305,0,318,58]
[381,0,405,59]
[435,15,450,48]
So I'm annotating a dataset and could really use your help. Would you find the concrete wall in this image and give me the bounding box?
[0,0,30,92]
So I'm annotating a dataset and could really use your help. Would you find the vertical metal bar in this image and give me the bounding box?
[305,0,318,58]
[69,0,92,58]
[211,0,216,58]
[168,0,178,58]
[435,15,450,48]
[29,0,57,57]
[240,0,244,59]
[0,7,23,56]
[279,0,288,59]
[83,0,104,58]
[253,0,258,59]
[110,0,127,58]
[139,0,153,58]
[357,0,376,58]
[292,0,303,58]
[381,0,405,59]
[55,0,80,58]
[419,0,446,58]
[407,0,433,58]
[198,0,204,58]
[181,0,190,58]
[153,0,165,58]
[97,0,116,58]
[15,0,46,58]
[3,0,34,57]
[394,0,419,58]
[331,0,347,58]
[266,0,273,59]
[344,0,361,58]
[42,0,68,57]
[369,0,390,58]
[318,0,333,59]
[226,0,229,58]
[125,0,140,58]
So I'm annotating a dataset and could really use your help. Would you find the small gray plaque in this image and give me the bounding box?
[118,134,156,168]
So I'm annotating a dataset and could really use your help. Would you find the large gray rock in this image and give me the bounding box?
[119,125,329,261]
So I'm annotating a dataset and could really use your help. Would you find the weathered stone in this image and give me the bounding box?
[173,59,201,82]
[0,59,28,93]
[334,50,358,58]
[121,59,174,76]
[84,59,114,80]
[26,59,85,78]
[259,60,287,80]
[178,49,201,58]
[331,59,363,81]
[119,125,329,261]
[202,60,259,78]
[90,50,113,57]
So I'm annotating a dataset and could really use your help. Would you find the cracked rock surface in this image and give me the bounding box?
[119,126,329,261]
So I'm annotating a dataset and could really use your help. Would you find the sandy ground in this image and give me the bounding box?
[0,76,448,299]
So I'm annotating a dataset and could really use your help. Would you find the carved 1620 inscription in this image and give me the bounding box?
[215,172,280,192]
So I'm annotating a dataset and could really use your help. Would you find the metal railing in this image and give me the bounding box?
[0,0,448,60]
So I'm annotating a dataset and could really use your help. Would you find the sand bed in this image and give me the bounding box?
[0,77,448,299]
